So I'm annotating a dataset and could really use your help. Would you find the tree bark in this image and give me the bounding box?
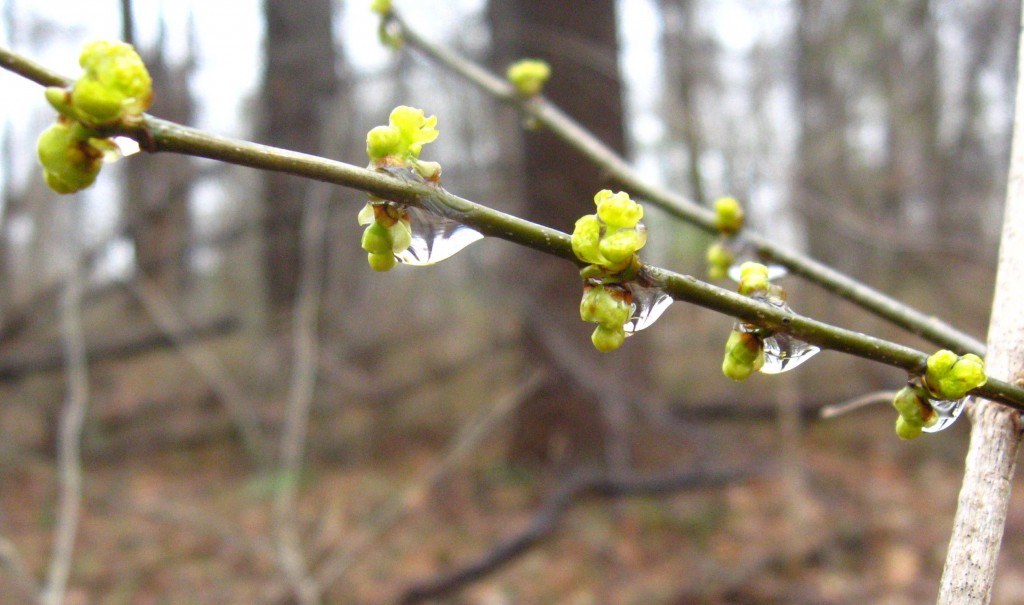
[937,5,1024,602]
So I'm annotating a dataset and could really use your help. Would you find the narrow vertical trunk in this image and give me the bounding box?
[937,5,1024,602]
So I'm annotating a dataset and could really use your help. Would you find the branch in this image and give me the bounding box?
[1,46,1021,411]
[387,9,986,357]
[396,466,757,604]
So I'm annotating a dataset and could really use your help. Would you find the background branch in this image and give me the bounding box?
[396,466,760,604]
[388,10,986,356]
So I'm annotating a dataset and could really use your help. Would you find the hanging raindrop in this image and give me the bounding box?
[393,204,483,265]
[759,332,820,374]
[623,283,673,334]
[921,396,967,433]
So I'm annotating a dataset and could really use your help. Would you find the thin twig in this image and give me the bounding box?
[396,465,760,604]
[40,239,88,605]
[272,182,331,605]
[819,390,898,419]
[386,9,986,357]
[128,278,270,466]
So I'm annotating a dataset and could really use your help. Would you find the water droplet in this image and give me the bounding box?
[624,283,673,334]
[112,136,141,158]
[921,397,966,433]
[759,332,820,374]
[394,204,483,266]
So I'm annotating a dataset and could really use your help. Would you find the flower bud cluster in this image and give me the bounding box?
[890,351,986,440]
[571,190,650,352]
[720,262,784,381]
[705,196,745,280]
[360,106,441,271]
[506,59,551,97]
[580,283,632,352]
[37,40,152,194]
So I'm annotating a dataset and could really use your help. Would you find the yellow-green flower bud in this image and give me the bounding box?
[370,0,392,15]
[361,221,393,255]
[924,350,987,401]
[580,284,632,328]
[571,214,605,266]
[366,125,402,162]
[367,252,397,272]
[895,415,923,440]
[594,189,643,229]
[390,219,412,253]
[389,105,438,158]
[506,59,551,97]
[892,386,936,428]
[70,40,152,125]
[713,196,744,235]
[599,228,643,266]
[591,324,626,352]
[722,329,764,381]
[737,262,770,296]
[37,121,103,194]
[706,242,734,280]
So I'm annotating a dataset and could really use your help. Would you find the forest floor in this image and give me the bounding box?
[7,399,1024,605]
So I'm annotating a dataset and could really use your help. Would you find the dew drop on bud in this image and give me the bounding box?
[394,205,483,266]
[623,283,673,335]
[921,396,966,433]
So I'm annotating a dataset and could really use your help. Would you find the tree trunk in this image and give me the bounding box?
[487,0,628,466]
[937,5,1024,602]
[259,0,337,312]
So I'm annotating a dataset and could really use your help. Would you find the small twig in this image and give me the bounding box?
[128,278,270,466]
[272,182,331,605]
[40,242,89,605]
[309,370,546,595]
[819,390,898,419]
[396,466,760,604]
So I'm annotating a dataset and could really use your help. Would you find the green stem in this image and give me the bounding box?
[390,12,987,357]
[1,44,1018,411]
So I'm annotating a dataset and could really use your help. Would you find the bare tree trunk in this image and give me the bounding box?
[937,6,1024,602]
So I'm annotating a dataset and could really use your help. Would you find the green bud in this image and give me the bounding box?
[357,203,376,226]
[580,284,632,328]
[722,329,764,381]
[367,252,397,272]
[370,0,392,15]
[571,214,605,266]
[506,59,551,97]
[71,40,152,125]
[390,219,412,253]
[713,196,744,235]
[706,242,734,280]
[895,415,923,440]
[366,125,402,162]
[737,262,770,296]
[598,228,644,266]
[595,189,643,229]
[925,350,987,401]
[591,324,626,352]
[892,386,936,428]
[412,159,442,181]
[37,121,102,194]
[361,221,393,255]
